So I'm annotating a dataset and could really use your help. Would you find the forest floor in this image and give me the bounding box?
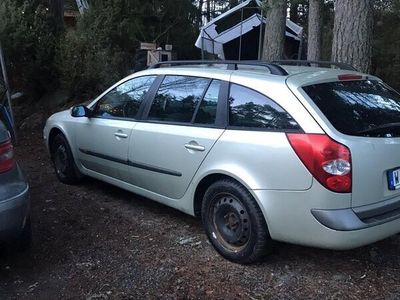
[1,114,400,299]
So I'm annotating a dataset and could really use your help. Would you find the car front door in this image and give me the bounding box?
[75,75,157,181]
[127,75,227,199]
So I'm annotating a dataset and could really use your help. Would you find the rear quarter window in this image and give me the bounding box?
[228,84,300,131]
[303,80,400,137]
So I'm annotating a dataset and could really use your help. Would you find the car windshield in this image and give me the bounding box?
[303,80,400,137]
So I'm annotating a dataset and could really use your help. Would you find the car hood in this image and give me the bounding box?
[48,109,71,120]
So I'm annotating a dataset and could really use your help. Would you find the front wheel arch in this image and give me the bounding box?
[50,132,83,184]
[48,127,65,157]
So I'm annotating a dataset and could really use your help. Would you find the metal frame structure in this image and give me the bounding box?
[200,4,264,61]
[198,0,303,61]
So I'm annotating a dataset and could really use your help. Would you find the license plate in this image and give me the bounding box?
[388,168,400,190]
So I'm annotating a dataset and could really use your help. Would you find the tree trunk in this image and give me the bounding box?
[262,0,287,61]
[307,0,323,61]
[332,0,373,73]
[206,0,211,22]
[49,0,65,34]
[198,0,204,27]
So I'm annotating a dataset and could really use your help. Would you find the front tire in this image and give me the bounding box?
[51,134,82,184]
[202,179,272,264]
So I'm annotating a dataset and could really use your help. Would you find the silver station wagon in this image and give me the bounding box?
[44,60,400,264]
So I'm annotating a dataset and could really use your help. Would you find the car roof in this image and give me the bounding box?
[286,68,380,87]
[139,66,234,80]
[133,64,376,87]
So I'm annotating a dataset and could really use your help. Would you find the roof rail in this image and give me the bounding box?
[148,60,289,76]
[272,60,357,71]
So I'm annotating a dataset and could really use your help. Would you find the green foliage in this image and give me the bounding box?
[58,0,199,97]
[0,0,199,100]
[372,0,400,90]
[0,0,59,97]
[57,0,136,96]
[3,0,398,102]
[57,30,126,97]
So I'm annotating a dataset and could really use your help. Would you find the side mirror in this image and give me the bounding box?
[71,105,92,118]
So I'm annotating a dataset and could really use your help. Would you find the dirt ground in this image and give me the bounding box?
[1,127,400,299]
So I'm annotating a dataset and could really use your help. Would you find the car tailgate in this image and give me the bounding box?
[286,71,400,208]
[347,137,400,207]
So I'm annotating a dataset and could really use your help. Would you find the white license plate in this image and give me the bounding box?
[388,168,400,190]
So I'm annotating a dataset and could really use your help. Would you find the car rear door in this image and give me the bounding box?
[126,75,226,199]
[76,75,157,181]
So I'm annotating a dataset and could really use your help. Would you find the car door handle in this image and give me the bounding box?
[114,132,128,138]
[184,143,205,152]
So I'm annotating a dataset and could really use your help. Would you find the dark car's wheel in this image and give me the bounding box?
[202,179,272,264]
[51,134,82,184]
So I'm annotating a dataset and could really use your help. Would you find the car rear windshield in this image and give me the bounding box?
[303,80,400,137]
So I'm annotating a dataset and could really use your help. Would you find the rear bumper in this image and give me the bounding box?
[0,164,30,240]
[312,202,400,231]
[254,184,400,250]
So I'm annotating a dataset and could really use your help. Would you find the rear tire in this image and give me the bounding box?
[51,134,82,184]
[201,179,272,264]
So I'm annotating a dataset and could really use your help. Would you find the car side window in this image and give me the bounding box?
[194,80,221,125]
[229,84,300,130]
[92,76,156,119]
[148,76,210,123]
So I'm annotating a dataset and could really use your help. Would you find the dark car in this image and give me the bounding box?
[0,119,31,249]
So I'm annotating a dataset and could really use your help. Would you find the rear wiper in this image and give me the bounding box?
[356,122,400,135]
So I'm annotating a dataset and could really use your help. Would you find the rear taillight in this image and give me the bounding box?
[0,139,15,173]
[287,134,352,193]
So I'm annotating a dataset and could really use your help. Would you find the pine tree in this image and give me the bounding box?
[332,0,374,72]
[262,0,287,61]
[307,0,322,60]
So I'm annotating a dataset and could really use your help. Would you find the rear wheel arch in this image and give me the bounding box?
[193,173,258,217]
[194,174,229,217]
